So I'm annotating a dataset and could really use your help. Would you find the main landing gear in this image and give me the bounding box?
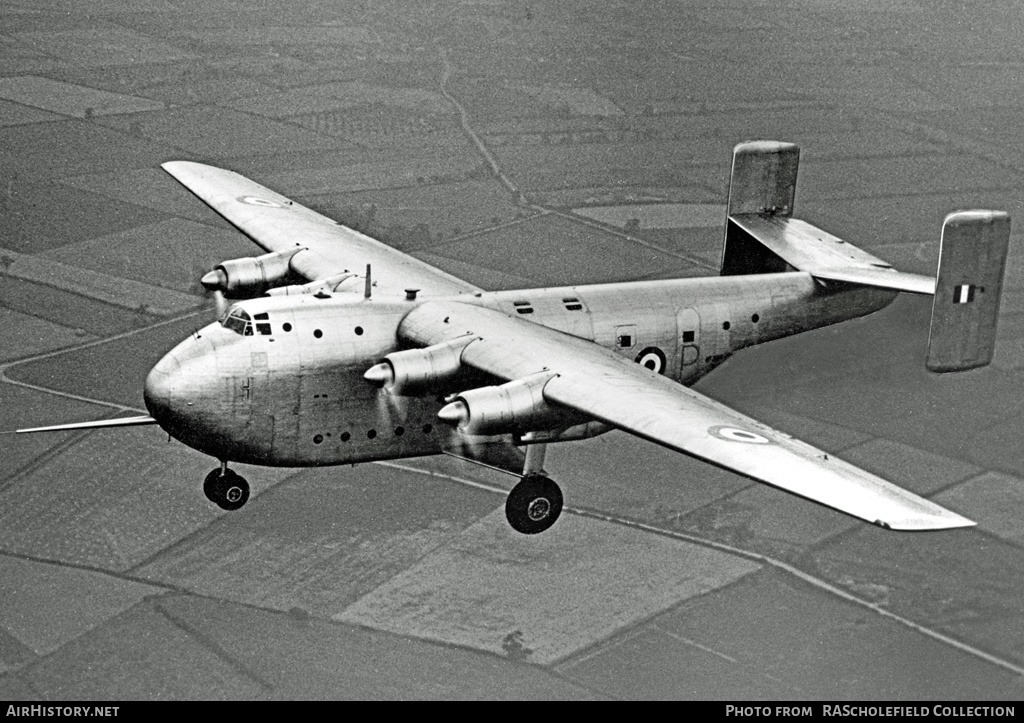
[204,462,250,511]
[504,443,564,535]
[505,473,563,535]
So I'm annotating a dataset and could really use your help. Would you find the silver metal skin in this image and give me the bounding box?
[143,273,890,465]
[25,142,1008,532]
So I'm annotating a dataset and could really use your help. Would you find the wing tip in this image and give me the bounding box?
[875,513,976,532]
[161,160,219,177]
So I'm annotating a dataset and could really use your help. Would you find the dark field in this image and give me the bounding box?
[2,0,1024,701]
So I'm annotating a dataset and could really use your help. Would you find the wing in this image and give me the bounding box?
[162,161,481,297]
[400,300,974,531]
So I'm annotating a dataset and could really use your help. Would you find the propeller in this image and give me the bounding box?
[211,288,231,318]
[190,260,231,318]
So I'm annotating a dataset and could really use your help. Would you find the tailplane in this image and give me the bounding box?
[721,140,1011,373]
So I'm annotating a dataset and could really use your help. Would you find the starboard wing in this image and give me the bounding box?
[400,300,974,531]
[162,161,481,297]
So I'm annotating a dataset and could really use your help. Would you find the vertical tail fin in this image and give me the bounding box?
[721,141,800,276]
[926,210,1011,372]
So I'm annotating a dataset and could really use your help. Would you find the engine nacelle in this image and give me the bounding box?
[266,272,355,297]
[201,247,305,297]
[517,421,612,445]
[363,335,478,396]
[437,372,566,436]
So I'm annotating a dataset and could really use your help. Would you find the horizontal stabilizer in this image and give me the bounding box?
[809,266,935,295]
[927,210,1011,373]
[17,415,157,434]
[728,214,935,293]
[722,140,934,293]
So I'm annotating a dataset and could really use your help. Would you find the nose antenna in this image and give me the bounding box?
[364,263,372,299]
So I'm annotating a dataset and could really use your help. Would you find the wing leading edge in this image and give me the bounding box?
[162,161,481,298]
[400,300,974,531]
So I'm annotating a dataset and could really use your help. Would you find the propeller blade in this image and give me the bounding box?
[213,289,230,317]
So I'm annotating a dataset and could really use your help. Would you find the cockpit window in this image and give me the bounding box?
[222,307,253,336]
[220,306,274,336]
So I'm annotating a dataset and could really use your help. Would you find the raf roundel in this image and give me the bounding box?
[708,425,771,444]
[635,347,667,374]
[238,195,283,208]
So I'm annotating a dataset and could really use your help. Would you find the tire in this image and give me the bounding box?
[505,474,563,535]
[203,468,250,511]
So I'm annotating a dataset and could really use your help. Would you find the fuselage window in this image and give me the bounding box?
[252,312,272,336]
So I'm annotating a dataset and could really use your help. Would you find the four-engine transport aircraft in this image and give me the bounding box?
[18,141,1011,534]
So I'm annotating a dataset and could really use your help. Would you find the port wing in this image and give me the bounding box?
[162,161,481,298]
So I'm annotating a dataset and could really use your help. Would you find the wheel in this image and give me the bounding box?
[203,468,250,511]
[217,472,249,511]
[505,473,563,535]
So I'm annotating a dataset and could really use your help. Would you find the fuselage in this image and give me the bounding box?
[143,273,896,466]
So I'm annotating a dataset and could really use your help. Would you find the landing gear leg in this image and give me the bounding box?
[203,462,250,511]
[505,443,563,535]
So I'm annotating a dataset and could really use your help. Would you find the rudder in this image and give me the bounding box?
[927,210,1011,373]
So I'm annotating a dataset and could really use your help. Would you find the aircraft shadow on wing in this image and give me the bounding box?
[18,142,1010,534]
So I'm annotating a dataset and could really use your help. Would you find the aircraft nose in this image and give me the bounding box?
[143,351,179,423]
